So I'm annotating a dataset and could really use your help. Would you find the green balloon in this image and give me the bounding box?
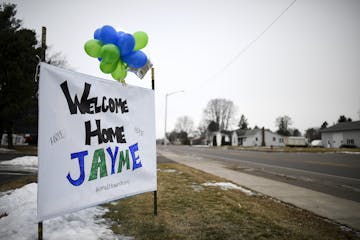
[100,44,120,63]
[100,60,117,74]
[111,61,127,81]
[84,39,103,58]
[133,31,148,51]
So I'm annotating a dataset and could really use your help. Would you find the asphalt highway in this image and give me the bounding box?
[160,145,360,202]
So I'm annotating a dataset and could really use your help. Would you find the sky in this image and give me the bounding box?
[7,0,360,138]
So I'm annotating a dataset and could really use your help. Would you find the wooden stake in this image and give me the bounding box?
[151,67,158,216]
[151,67,155,90]
[38,221,43,240]
[41,26,46,62]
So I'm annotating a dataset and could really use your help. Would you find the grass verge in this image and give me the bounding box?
[104,162,359,240]
[0,174,37,192]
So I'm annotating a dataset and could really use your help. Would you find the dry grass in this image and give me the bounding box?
[104,163,359,240]
[12,146,38,155]
[0,174,37,192]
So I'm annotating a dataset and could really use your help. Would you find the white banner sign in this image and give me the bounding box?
[37,63,156,221]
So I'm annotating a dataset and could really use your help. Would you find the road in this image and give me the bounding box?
[0,152,36,185]
[159,145,360,203]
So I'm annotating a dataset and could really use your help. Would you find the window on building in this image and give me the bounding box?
[273,137,276,141]
[279,138,283,143]
[255,137,258,141]
[347,139,355,145]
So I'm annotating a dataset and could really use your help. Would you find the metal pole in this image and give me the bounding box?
[164,94,168,145]
[151,67,158,216]
[154,191,158,216]
[151,68,155,90]
[164,90,184,145]
[38,26,46,240]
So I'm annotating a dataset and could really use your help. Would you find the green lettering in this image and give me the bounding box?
[89,148,108,181]
[118,150,130,173]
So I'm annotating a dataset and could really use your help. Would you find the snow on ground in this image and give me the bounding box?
[0,183,130,240]
[0,156,38,169]
[202,182,256,196]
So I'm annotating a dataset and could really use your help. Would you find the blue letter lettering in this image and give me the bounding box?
[129,143,142,170]
[66,150,88,186]
[106,146,119,174]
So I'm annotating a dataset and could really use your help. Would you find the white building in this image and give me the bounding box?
[206,127,286,147]
[207,130,233,146]
[321,121,360,148]
[235,128,285,147]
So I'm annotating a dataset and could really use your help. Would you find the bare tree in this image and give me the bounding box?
[197,120,208,137]
[174,116,194,134]
[203,98,237,131]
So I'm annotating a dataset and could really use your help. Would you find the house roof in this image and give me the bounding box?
[235,128,285,137]
[320,121,360,133]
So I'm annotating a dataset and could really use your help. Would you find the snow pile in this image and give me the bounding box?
[0,183,129,240]
[162,169,177,173]
[0,156,38,171]
[190,183,204,192]
[202,182,256,196]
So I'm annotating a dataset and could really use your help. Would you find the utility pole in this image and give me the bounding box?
[164,90,184,145]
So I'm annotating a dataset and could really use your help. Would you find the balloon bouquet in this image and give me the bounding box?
[84,25,149,83]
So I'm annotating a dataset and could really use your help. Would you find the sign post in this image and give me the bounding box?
[151,67,157,216]
[38,25,46,240]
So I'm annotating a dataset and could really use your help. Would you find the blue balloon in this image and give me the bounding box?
[94,28,101,40]
[117,33,135,57]
[122,51,147,68]
[99,25,117,45]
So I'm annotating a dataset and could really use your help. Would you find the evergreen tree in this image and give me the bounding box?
[292,128,301,137]
[338,115,347,123]
[305,128,321,142]
[275,115,292,136]
[320,121,328,129]
[0,4,39,148]
[238,114,249,130]
[337,115,352,123]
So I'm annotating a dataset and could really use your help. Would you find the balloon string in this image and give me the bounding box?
[34,55,41,83]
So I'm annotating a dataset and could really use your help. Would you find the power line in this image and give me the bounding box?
[198,0,297,89]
